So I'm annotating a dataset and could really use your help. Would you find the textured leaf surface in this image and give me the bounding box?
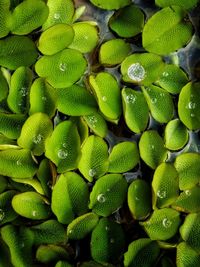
[142,6,193,55]
[35,48,87,88]
[45,121,81,173]
[155,0,199,10]
[78,135,109,182]
[89,0,131,10]
[51,172,89,224]
[124,238,160,267]
[177,242,200,267]
[0,0,10,38]
[122,88,149,133]
[108,141,139,173]
[0,190,18,225]
[89,173,128,216]
[0,69,9,102]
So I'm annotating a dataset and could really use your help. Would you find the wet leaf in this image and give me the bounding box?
[164,119,189,151]
[176,242,200,267]
[35,48,87,88]
[0,190,18,225]
[108,141,139,173]
[155,0,199,10]
[56,85,97,116]
[178,82,200,130]
[91,218,125,264]
[128,179,152,220]
[70,117,89,144]
[69,22,99,53]
[99,39,131,66]
[45,120,81,173]
[142,84,174,123]
[0,149,37,178]
[122,88,149,133]
[0,0,11,38]
[0,69,9,102]
[140,208,181,240]
[121,53,164,85]
[89,173,128,216]
[89,0,131,10]
[142,6,193,55]
[17,113,53,156]
[152,163,179,209]
[37,158,53,197]
[78,135,109,182]
[51,172,89,224]
[124,238,160,267]
[139,130,168,169]
[67,212,99,240]
[11,177,45,195]
[174,152,200,190]
[10,0,49,35]
[109,4,144,38]
[0,36,38,70]
[89,72,122,122]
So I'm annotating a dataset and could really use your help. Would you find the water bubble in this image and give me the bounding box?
[160,92,165,97]
[191,113,195,117]
[32,134,43,144]
[135,196,140,201]
[151,98,157,104]
[162,218,172,228]
[59,62,67,72]
[68,229,73,234]
[54,13,60,19]
[105,226,110,231]
[88,115,97,128]
[157,190,166,199]
[162,72,169,77]
[151,145,155,150]
[20,87,27,96]
[97,193,106,203]
[62,143,67,148]
[42,96,47,102]
[0,209,5,221]
[127,63,146,82]
[102,96,107,102]
[110,238,115,244]
[32,211,37,217]
[89,169,96,178]
[185,190,191,196]
[57,149,68,159]
[126,94,136,104]
[16,160,22,166]
[188,102,196,109]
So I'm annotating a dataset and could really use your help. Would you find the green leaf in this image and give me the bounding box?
[142,6,193,55]
[55,261,73,267]
[172,186,200,213]
[0,149,37,178]
[42,0,74,30]
[67,212,99,240]
[142,85,174,123]
[174,152,200,190]
[180,213,200,251]
[12,192,51,220]
[128,180,152,220]
[122,88,149,133]
[78,135,109,182]
[164,119,189,151]
[7,67,33,114]
[121,53,164,85]
[124,238,160,267]
[89,0,131,10]
[140,208,181,240]
[0,69,9,102]
[17,113,53,156]
[0,36,38,70]
[69,22,99,53]
[89,72,122,122]
[56,85,97,116]
[45,120,81,173]
[139,130,168,169]
[155,64,188,94]
[108,141,139,173]
[152,163,179,209]
[155,0,199,10]
[91,218,125,264]
[51,172,89,224]
[89,173,128,216]
[109,4,144,38]
[99,39,131,66]
[178,82,200,130]
[0,0,11,38]
[29,78,57,118]
[35,48,87,88]
[70,116,89,144]
[177,242,200,267]
[0,190,18,225]
[10,0,49,35]
[38,23,74,55]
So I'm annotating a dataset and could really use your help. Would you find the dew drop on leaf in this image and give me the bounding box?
[97,193,106,203]
[157,190,166,199]
[89,168,96,177]
[57,149,68,159]
[127,63,146,82]
[59,62,67,72]
[0,209,5,221]
[162,218,172,228]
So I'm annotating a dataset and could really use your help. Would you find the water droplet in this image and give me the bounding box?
[160,92,165,97]
[102,96,107,102]
[21,242,25,248]
[162,218,172,228]
[54,13,60,19]
[107,188,110,192]
[110,238,115,243]
[97,193,106,203]
[151,98,157,104]
[32,211,37,217]
[135,196,140,201]
[105,226,110,231]
[188,102,196,109]
[42,96,47,102]
[89,169,96,178]
[0,209,5,221]
[125,94,136,104]
[20,87,27,96]
[127,63,146,82]
[62,143,67,148]
[162,72,169,77]
[157,190,166,199]
[68,229,73,234]
[57,149,68,159]
[84,35,89,40]
[151,145,155,150]
[191,113,195,117]
[32,134,43,144]
[59,62,67,72]
[16,160,22,166]
[185,190,191,196]
[88,115,97,128]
